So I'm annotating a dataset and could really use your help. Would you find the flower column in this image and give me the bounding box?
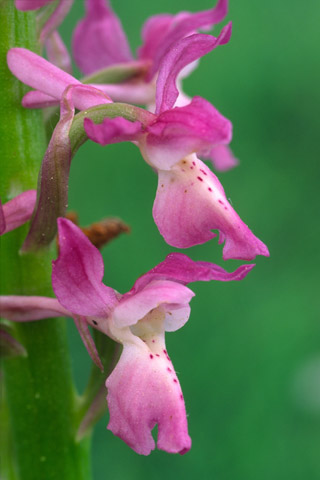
[0,4,91,480]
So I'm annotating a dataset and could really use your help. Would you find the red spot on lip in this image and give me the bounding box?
[180,394,183,400]
[197,176,203,182]
[218,199,224,204]
[208,187,213,192]
[167,367,172,372]
[156,354,160,357]
[173,379,178,383]
[152,339,155,343]
[149,354,154,359]
[192,161,196,166]
[163,349,167,354]
[200,169,207,175]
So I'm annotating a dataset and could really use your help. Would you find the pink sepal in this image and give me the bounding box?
[45,30,72,74]
[90,81,155,105]
[0,190,36,235]
[22,91,59,109]
[7,48,111,110]
[143,0,229,80]
[52,218,117,317]
[156,24,232,114]
[137,14,174,63]
[106,342,191,455]
[133,252,255,290]
[72,0,133,75]
[0,296,70,321]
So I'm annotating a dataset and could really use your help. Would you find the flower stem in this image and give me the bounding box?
[0,5,92,480]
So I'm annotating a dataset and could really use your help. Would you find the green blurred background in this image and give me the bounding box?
[60,1,320,479]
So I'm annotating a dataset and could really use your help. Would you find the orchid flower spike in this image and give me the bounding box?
[0,218,255,455]
[0,191,36,236]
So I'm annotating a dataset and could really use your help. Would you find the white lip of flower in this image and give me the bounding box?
[101,307,167,354]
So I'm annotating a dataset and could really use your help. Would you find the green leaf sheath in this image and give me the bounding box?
[0,4,91,480]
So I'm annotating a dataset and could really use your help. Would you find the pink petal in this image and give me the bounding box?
[73,316,104,370]
[45,30,72,74]
[0,296,103,370]
[84,117,142,146]
[201,144,239,171]
[144,0,229,80]
[22,81,155,109]
[144,96,232,170]
[22,85,111,111]
[0,296,70,321]
[52,218,117,317]
[72,0,133,75]
[137,13,174,62]
[7,47,80,97]
[7,48,112,110]
[89,81,155,105]
[112,280,194,328]
[153,155,269,260]
[0,190,36,235]
[156,24,232,114]
[22,91,59,109]
[106,342,191,455]
[15,0,54,10]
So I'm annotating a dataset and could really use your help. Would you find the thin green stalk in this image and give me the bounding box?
[0,4,92,479]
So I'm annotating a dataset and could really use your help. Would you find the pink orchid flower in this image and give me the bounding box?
[84,102,269,261]
[0,217,255,455]
[0,190,36,235]
[70,0,236,172]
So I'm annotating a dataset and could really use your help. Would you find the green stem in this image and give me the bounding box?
[0,5,91,480]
